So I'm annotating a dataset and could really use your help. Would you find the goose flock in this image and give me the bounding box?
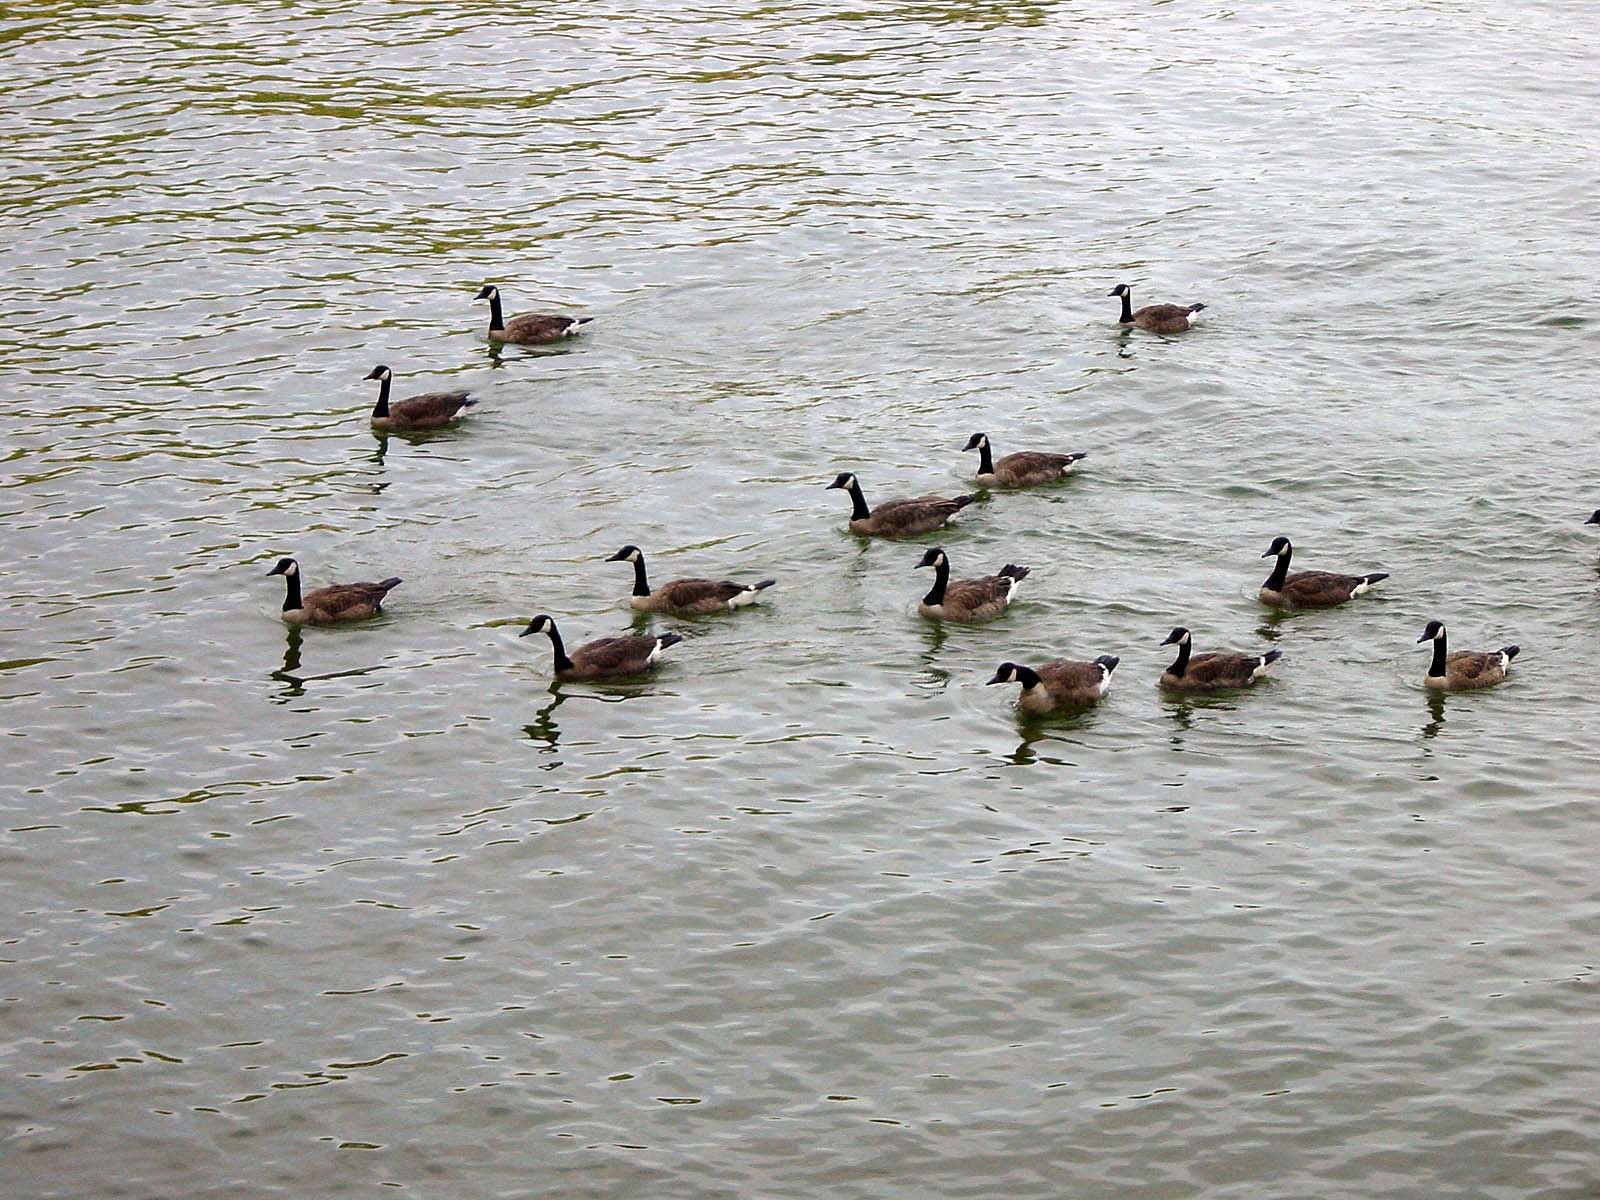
[268,281,1560,712]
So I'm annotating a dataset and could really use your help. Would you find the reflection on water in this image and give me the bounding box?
[1421,687,1448,743]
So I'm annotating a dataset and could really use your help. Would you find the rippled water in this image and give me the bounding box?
[4,2,1599,1196]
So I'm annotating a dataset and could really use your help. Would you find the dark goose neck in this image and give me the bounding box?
[630,556,652,597]
[487,293,505,333]
[1167,639,1192,677]
[976,442,995,475]
[545,624,574,673]
[1428,634,1448,677]
[371,375,391,419]
[1264,548,1292,590]
[1015,665,1042,690]
[846,480,871,521]
[281,571,302,612]
[922,558,950,605]
[1118,292,1133,323]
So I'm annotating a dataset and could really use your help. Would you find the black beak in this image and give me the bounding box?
[985,669,1008,685]
[1107,287,1120,296]
[1261,548,1276,558]
[825,480,843,490]
[1416,632,1431,643]
[519,624,537,637]
[1160,632,1181,646]
[1587,513,1600,525]
[605,550,629,562]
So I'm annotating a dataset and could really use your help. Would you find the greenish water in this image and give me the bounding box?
[3,3,1598,1197]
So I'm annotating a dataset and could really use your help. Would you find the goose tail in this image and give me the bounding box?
[377,577,403,592]
[1499,645,1520,663]
[999,564,1031,581]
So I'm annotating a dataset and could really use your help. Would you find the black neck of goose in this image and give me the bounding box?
[371,375,391,419]
[1264,550,1291,591]
[976,443,995,475]
[846,480,871,521]
[1428,634,1447,677]
[922,558,950,605]
[630,557,651,597]
[1015,665,1042,690]
[1118,292,1133,323]
[1167,639,1191,677]
[487,293,505,333]
[545,625,574,673]
[281,571,302,612]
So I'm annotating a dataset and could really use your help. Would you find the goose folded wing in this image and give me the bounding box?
[572,635,657,670]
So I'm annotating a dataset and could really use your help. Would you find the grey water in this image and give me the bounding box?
[3,2,1599,1196]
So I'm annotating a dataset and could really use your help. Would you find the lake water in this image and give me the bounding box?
[4,2,1599,1196]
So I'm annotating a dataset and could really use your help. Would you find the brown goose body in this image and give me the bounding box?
[1109,284,1205,333]
[1419,622,1518,691]
[475,285,590,345]
[1159,627,1280,692]
[963,433,1086,487]
[989,657,1120,712]
[365,366,474,431]
[607,545,775,615]
[827,473,976,538]
[521,614,682,682]
[267,557,400,625]
[915,548,1027,621]
[1258,538,1388,608]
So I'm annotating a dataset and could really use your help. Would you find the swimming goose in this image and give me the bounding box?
[266,557,401,624]
[962,433,1086,487]
[1259,537,1389,608]
[915,547,1028,621]
[826,472,976,537]
[1158,627,1280,691]
[364,365,476,431]
[519,614,681,681]
[987,656,1120,712]
[473,285,591,345]
[1418,621,1518,691]
[606,545,775,614]
[1108,283,1205,333]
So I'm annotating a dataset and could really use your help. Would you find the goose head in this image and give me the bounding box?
[1160,627,1192,647]
[364,365,392,382]
[606,545,643,563]
[267,557,299,578]
[1107,283,1132,298]
[1417,620,1446,644]
[826,472,858,492]
[473,285,499,302]
[1262,536,1292,559]
[520,614,555,638]
[986,662,1024,686]
[915,547,948,570]
[1586,510,1600,525]
[962,433,990,453]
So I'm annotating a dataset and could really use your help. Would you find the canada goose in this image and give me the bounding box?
[1158,627,1281,691]
[1108,283,1205,333]
[914,547,1028,621]
[364,365,475,431]
[987,656,1120,712]
[266,557,401,624]
[473,285,591,345]
[1418,621,1518,691]
[826,472,976,537]
[519,614,682,681]
[962,433,1086,487]
[1258,537,1389,608]
[605,545,775,614]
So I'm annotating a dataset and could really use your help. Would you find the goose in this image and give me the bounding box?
[473,285,591,345]
[1108,283,1205,333]
[1258,537,1389,608]
[826,472,976,537]
[1586,510,1600,526]
[519,614,681,681]
[606,545,775,614]
[1418,621,1518,691]
[914,547,1028,621]
[364,365,476,431]
[266,557,401,624]
[987,656,1120,712]
[1158,626,1280,691]
[962,433,1086,487]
